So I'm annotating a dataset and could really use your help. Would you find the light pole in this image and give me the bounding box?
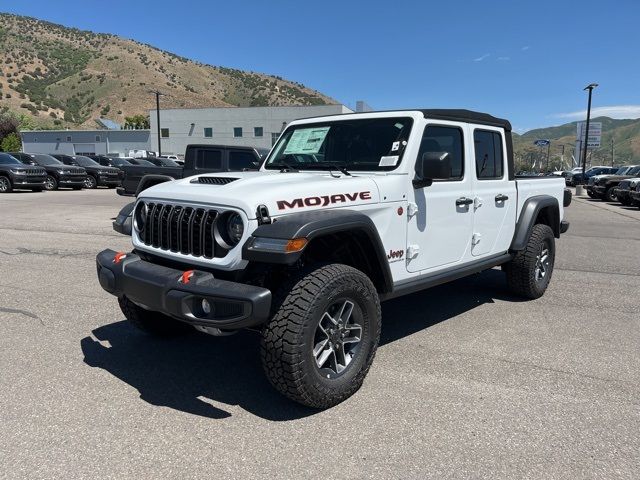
[149,90,165,156]
[581,83,598,178]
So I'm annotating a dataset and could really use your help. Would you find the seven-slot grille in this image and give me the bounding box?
[25,169,44,176]
[194,176,239,185]
[139,202,227,258]
[67,168,85,175]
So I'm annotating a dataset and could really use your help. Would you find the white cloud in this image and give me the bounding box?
[521,46,530,51]
[497,56,511,61]
[553,105,640,120]
[474,53,490,62]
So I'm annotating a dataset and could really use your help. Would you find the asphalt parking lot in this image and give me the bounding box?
[1,189,639,479]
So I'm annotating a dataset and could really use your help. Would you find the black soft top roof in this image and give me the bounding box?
[418,109,511,131]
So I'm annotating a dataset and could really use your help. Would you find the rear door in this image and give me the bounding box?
[469,127,517,257]
[406,122,473,272]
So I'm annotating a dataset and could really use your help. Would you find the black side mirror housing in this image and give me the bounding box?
[413,151,451,188]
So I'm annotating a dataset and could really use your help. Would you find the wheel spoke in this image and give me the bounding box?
[343,323,362,344]
[333,343,347,373]
[337,300,354,324]
[314,341,332,369]
[321,311,338,327]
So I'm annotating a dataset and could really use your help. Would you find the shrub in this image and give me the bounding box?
[1,132,22,152]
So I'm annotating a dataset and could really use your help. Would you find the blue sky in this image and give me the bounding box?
[3,0,639,133]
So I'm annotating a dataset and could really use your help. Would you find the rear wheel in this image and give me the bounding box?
[261,264,381,408]
[504,224,555,299]
[118,296,191,337]
[44,175,57,191]
[0,176,12,193]
[605,187,617,202]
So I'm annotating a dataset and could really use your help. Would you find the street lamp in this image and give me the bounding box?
[149,90,165,156]
[580,83,598,179]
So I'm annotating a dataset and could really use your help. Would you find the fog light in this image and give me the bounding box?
[201,299,212,315]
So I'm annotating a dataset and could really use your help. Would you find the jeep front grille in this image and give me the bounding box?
[26,169,44,176]
[193,176,239,185]
[139,202,227,258]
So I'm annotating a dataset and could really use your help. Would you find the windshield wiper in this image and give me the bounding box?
[272,161,299,172]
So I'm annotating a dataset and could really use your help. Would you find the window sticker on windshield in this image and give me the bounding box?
[379,155,399,167]
[391,141,400,152]
[284,127,330,154]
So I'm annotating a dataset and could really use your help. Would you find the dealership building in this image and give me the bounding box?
[149,104,353,155]
[20,104,356,157]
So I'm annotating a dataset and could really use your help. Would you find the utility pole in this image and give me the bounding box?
[559,144,565,170]
[546,140,551,172]
[581,83,598,179]
[149,90,165,156]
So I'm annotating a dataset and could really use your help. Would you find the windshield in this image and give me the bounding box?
[265,117,413,171]
[132,159,155,166]
[33,154,63,166]
[158,158,180,167]
[0,153,22,165]
[73,156,100,167]
[628,166,640,175]
[111,158,131,166]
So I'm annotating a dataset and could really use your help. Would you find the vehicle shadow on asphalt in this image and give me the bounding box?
[80,269,521,421]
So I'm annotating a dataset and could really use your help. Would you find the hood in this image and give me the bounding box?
[139,170,382,219]
[44,164,85,172]
[9,164,46,172]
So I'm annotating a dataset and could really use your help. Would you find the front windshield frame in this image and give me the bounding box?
[0,153,22,165]
[73,156,100,167]
[264,117,414,172]
[33,154,63,166]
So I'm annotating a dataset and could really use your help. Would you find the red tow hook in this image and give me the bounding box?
[113,252,127,264]
[180,270,195,284]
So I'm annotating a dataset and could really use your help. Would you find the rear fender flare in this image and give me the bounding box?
[510,195,560,251]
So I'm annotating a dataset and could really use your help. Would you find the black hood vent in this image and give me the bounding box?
[193,177,239,185]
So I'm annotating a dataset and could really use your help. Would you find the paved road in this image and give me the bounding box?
[1,189,638,479]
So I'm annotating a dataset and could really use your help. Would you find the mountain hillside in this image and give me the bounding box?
[0,13,334,129]
[513,117,640,170]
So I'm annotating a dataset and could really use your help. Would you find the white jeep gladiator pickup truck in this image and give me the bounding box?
[97,109,571,408]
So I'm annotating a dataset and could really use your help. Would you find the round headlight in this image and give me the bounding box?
[214,211,244,249]
[134,202,147,232]
[227,213,244,244]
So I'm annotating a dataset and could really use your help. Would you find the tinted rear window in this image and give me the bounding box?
[195,149,222,170]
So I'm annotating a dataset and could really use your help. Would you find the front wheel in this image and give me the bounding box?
[605,187,617,202]
[504,224,556,299]
[261,264,381,409]
[44,175,57,191]
[0,176,12,193]
[587,191,596,198]
[84,175,97,189]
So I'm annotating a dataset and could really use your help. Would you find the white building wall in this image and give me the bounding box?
[20,130,151,156]
[149,105,353,155]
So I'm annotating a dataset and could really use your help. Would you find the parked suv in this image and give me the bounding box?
[97,109,571,408]
[614,178,640,206]
[592,165,640,201]
[567,166,618,188]
[52,154,122,189]
[9,152,86,190]
[0,152,47,193]
[117,145,268,196]
[630,182,640,208]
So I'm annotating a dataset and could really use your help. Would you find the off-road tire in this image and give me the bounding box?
[44,175,57,191]
[504,224,555,299]
[0,176,12,193]
[118,296,191,337]
[261,264,381,409]
[605,187,617,202]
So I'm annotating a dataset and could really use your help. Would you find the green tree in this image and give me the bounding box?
[1,132,21,152]
[124,114,150,129]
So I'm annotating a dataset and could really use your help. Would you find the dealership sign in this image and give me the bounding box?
[577,121,602,148]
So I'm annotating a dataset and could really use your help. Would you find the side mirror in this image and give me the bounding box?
[414,151,451,188]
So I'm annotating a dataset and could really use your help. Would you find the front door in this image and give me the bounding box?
[406,123,473,273]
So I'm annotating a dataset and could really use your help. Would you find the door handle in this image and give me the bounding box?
[495,194,509,202]
[456,197,474,206]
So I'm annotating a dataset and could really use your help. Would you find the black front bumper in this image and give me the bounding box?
[59,176,86,187]
[11,176,46,188]
[96,249,272,330]
[630,191,640,202]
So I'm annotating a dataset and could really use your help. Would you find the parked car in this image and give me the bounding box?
[613,178,640,206]
[0,152,47,193]
[566,166,618,187]
[52,154,122,189]
[630,182,640,208]
[9,152,86,190]
[98,108,571,408]
[117,144,268,196]
[590,165,640,201]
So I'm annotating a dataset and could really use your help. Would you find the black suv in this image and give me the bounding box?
[9,152,87,190]
[52,154,122,189]
[592,165,640,201]
[0,152,47,193]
